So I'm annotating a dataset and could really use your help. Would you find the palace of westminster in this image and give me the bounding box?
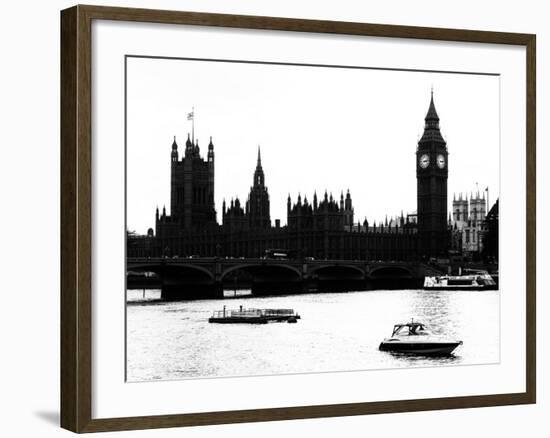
[127,93,499,261]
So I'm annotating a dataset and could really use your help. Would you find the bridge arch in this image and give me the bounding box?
[221,263,302,281]
[309,265,365,279]
[369,265,414,279]
[128,263,215,281]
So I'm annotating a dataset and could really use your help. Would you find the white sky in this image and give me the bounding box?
[127,57,499,234]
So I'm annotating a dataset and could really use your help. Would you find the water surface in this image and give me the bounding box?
[126,289,499,382]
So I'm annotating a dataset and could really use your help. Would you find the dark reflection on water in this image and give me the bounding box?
[126,289,499,382]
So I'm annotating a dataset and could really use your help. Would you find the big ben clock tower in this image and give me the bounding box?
[416,91,449,258]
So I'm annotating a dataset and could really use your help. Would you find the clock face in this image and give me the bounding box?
[419,154,430,169]
[437,154,446,168]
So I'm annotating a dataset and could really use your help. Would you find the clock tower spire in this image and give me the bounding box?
[416,91,449,258]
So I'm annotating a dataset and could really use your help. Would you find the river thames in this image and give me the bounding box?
[126,289,499,382]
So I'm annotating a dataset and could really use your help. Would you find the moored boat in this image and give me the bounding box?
[379,321,462,355]
[208,306,301,324]
[424,269,497,290]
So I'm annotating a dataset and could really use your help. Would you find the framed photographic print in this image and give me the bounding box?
[60,5,536,433]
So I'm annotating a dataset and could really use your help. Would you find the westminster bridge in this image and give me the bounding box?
[127,257,445,300]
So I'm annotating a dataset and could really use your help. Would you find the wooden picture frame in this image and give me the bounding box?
[60,4,536,433]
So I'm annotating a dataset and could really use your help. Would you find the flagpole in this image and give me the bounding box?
[192,106,195,143]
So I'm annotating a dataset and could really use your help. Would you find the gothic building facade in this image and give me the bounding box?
[221,147,271,232]
[450,191,488,255]
[155,134,217,243]
[128,93,456,261]
[247,148,271,229]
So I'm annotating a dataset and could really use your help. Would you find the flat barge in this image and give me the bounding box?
[208,306,300,324]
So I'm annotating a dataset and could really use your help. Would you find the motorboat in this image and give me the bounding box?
[379,321,462,355]
[424,269,497,290]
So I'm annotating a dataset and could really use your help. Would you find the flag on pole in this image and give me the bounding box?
[187,111,194,120]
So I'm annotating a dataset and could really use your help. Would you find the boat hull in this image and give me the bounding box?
[208,315,301,324]
[424,272,497,291]
[379,341,462,355]
[423,285,498,291]
[208,316,269,324]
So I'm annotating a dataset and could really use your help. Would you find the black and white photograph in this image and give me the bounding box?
[125,56,500,382]
[0,0,544,435]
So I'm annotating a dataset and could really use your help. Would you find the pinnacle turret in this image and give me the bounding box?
[425,89,440,123]
[253,146,265,187]
[419,90,446,144]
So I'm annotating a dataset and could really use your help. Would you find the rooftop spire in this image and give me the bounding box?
[419,89,445,145]
[253,146,265,187]
[208,136,214,159]
[425,88,439,122]
[187,107,195,143]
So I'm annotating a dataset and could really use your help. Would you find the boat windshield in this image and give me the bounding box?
[392,323,430,336]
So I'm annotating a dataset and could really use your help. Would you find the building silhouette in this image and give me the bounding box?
[156,134,217,242]
[128,93,458,261]
[416,90,449,257]
[450,191,488,255]
[481,199,499,261]
[247,147,271,229]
